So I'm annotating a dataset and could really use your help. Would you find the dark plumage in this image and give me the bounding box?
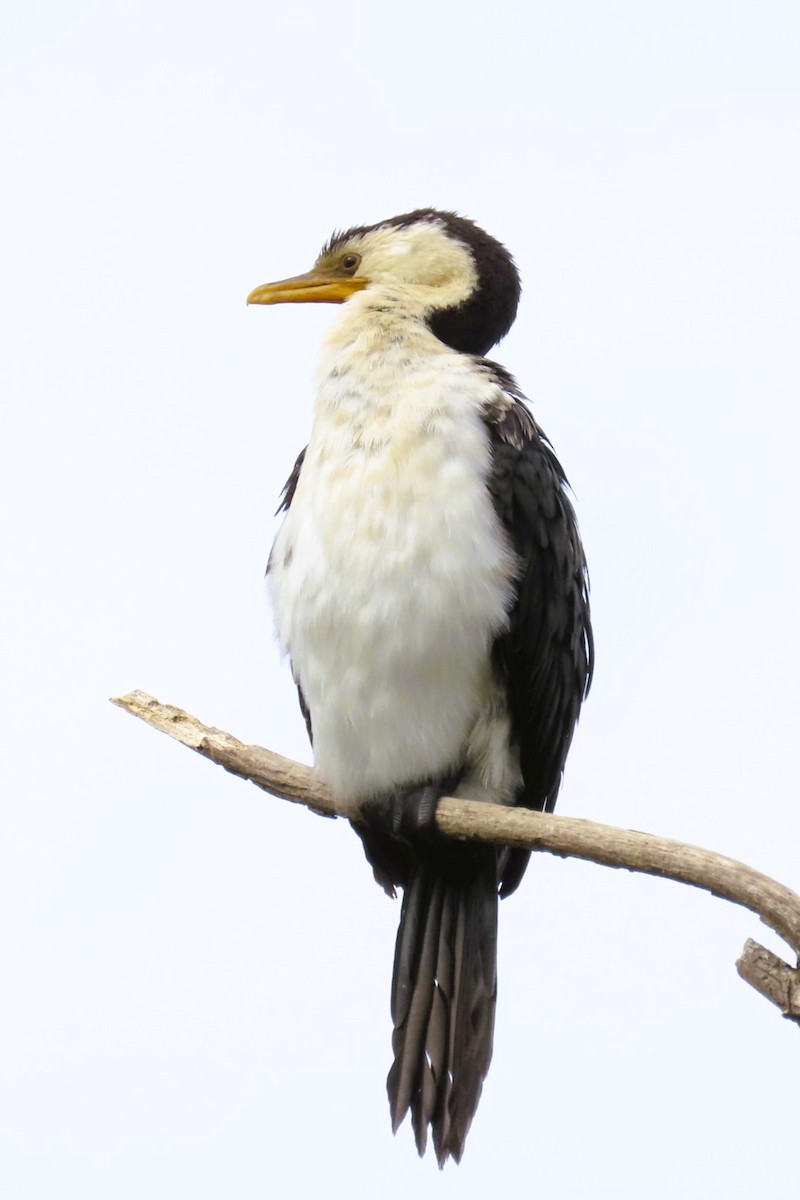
[388,844,498,1164]
[485,376,593,895]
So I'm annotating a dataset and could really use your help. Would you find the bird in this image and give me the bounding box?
[247,208,593,1166]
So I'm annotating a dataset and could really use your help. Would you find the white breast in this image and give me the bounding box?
[269,310,517,814]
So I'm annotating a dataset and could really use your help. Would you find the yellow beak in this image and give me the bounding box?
[247,269,368,306]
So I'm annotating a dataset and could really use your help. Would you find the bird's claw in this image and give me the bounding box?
[360,776,460,846]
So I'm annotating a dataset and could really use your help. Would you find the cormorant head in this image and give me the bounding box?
[247,208,521,356]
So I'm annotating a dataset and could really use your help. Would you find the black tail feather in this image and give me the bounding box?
[388,849,498,1166]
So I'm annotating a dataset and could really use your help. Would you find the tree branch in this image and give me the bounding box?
[111,689,800,1026]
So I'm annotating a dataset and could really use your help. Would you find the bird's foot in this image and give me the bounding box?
[359,774,461,846]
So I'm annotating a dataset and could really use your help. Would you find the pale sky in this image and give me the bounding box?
[2,1,799,1197]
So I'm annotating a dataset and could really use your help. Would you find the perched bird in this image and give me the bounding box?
[248,209,593,1166]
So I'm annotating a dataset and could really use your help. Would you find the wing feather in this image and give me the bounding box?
[481,364,593,895]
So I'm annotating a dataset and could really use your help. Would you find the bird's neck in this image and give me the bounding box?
[307,293,491,455]
[316,291,453,407]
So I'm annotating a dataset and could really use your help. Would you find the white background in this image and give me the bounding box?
[2,2,799,1196]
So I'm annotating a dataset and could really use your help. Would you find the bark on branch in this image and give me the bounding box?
[111,689,800,1026]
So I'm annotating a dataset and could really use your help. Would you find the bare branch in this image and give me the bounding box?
[737,940,800,1025]
[112,689,800,1022]
[111,690,337,817]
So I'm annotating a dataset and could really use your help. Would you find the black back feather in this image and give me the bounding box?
[482,366,593,895]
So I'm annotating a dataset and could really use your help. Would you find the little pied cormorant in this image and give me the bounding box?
[248,208,593,1167]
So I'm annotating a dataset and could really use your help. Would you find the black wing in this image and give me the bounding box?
[277,445,307,515]
[272,446,313,744]
[482,365,593,896]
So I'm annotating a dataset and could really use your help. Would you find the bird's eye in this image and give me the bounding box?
[341,253,361,271]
